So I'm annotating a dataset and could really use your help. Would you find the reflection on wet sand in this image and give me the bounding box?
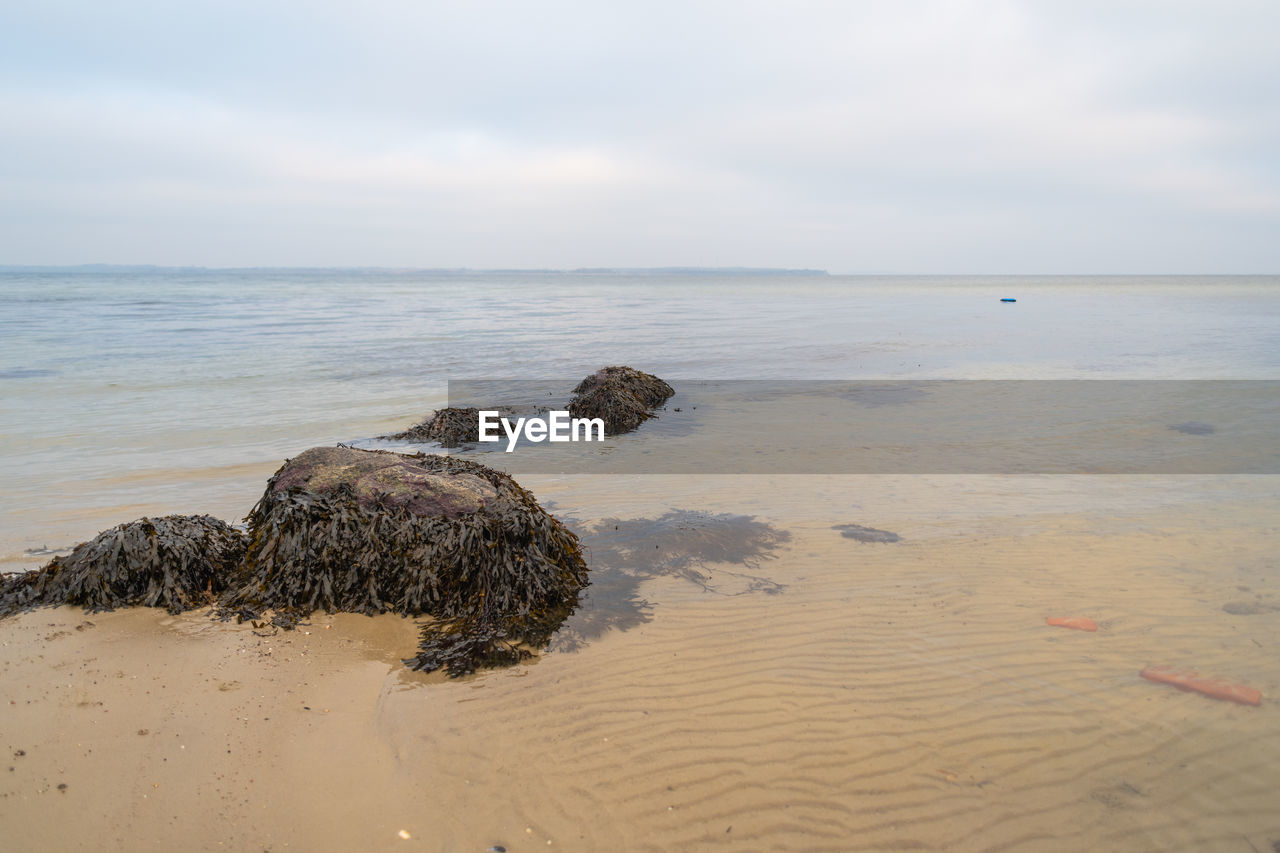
[548,510,790,653]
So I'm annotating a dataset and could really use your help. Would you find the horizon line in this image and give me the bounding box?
[2,265,1278,277]
[0,263,831,276]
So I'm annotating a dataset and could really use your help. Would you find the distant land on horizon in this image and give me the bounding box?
[0,264,830,276]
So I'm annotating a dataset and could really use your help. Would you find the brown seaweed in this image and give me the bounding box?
[218,447,588,676]
[382,407,484,447]
[572,366,675,408]
[568,366,674,435]
[0,515,246,617]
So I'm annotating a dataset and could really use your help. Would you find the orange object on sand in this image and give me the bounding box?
[1046,616,1097,632]
[1139,665,1262,706]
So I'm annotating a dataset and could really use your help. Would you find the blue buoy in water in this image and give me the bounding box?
[1001,298,1017,302]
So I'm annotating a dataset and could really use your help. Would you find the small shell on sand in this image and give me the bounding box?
[1046,616,1098,632]
[1139,665,1262,706]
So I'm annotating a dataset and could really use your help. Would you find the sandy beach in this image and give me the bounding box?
[4,475,1278,852]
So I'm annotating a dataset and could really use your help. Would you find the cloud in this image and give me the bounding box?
[0,0,1277,270]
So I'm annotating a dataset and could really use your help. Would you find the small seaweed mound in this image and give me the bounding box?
[568,366,674,435]
[0,515,246,617]
[833,523,901,543]
[383,407,483,447]
[219,446,588,675]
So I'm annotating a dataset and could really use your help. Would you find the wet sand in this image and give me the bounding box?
[3,476,1279,851]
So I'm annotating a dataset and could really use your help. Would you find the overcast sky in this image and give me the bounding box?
[2,1,1277,272]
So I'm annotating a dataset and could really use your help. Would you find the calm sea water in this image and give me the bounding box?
[1,270,1278,566]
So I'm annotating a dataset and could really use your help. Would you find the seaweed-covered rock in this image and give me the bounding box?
[382,407,483,447]
[0,515,246,617]
[568,366,674,435]
[573,365,674,408]
[220,446,589,675]
[569,384,651,435]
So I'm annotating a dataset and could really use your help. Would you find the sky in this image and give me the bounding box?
[1,0,1277,273]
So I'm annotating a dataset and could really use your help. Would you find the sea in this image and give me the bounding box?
[2,269,1279,849]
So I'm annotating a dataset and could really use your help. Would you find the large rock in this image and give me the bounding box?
[220,446,589,674]
[267,445,496,518]
[568,366,674,435]
[0,515,246,617]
